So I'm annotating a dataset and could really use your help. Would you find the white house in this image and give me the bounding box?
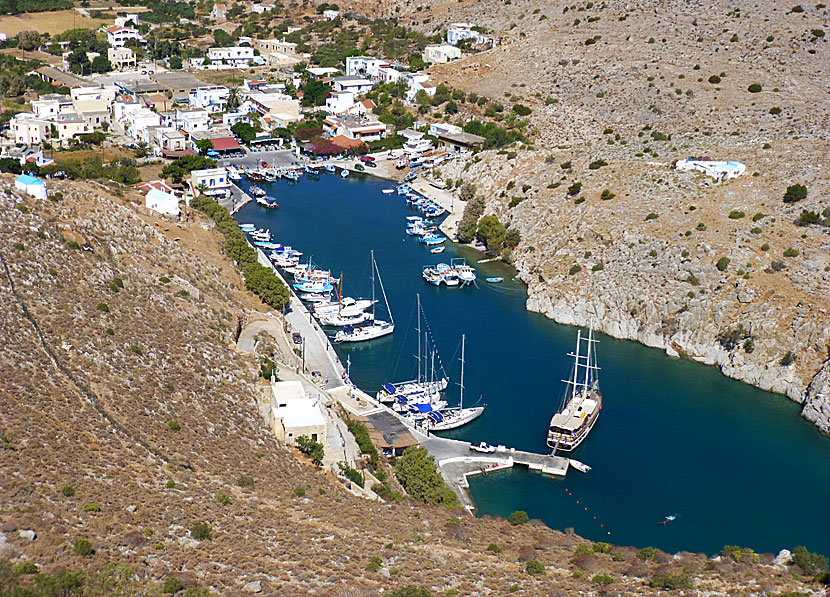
[331,76,374,95]
[14,174,47,200]
[405,73,436,102]
[144,187,179,217]
[113,14,139,28]
[31,94,73,119]
[423,44,462,65]
[254,39,297,54]
[446,23,497,47]
[307,67,340,79]
[106,26,144,48]
[189,86,229,112]
[377,66,404,84]
[251,3,275,14]
[210,3,227,20]
[676,158,746,182]
[72,98,110,128]
[246,92,301,124]
[325,90,356,115]
[207,46,255,66]
[191,168,230,198]
[268,381,327,447]
[176,108,210,133]
[345,56,389,78]
[322,9,339,19]
[120,106,161,140]
[323,114,387,142]
[71,85,117,104]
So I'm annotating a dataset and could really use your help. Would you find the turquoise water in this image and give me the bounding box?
[236,172,830,557]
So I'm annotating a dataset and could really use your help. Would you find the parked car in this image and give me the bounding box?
[292,332,302,344]
[359,156,375,163]
[469,442,496,453]
[365,161,377,168]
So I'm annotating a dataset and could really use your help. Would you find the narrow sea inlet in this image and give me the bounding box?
[236,172,830,556]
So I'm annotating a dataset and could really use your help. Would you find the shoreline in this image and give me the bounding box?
[226,155,825,434]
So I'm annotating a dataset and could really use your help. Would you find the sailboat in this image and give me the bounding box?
[425,334,485,431]
[377,294,449,402]
[334,250,394,342]
[546,324,602,452]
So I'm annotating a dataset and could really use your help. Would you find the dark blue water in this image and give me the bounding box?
[236,173,830,557]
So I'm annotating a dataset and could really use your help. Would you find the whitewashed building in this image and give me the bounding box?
[345,56,389,78]
[331,76,374,95]
[14,174,48,200]
[268,381,327,447]
[106,26,144,48]
[191,168,230,198]
[189,86,229,112]
[423,44,462,65]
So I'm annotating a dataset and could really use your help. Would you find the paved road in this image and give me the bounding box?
[217,149,298,171]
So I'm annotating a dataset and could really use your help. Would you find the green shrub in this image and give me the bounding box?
[190,522,212,541]
[395,446,458,508]
[574,544,591,556]
[12,242,25,250]
[216,491,232,506]
[797,210,821,226]
[486,543,502,553]
[569,264,582,275]
[567,181,582,196]
[96,303,110,313]
[588,159,607,170]
[600,189,615,200]
[105,327,115,336]
[783,247,799,258]
[592,574,613,585]
[166,480,176,489]
[508,196,526,208]
[130,345,143,355]
[592,542,611,553]
[508,511,529,526]
[761,243,770,251]
[728,210,745,219]
[297,435,325,466]
[645,212,659,221]
[747,83,762,93]
[237,475,255,489]
[365,556,382,572]
[637,546,657,561]
[651,572,692,589]
[163,578,183,594]
[338,462,365,488]
[525,559,546,575]
[65,240,80,250]
[345,417,379,467]
[783,183,807,203]
[560,161,572,170]
[62,485,75,497]
[167,420,180,432]
[612,552,624,562]
[508,584,520,592]
[15,203,28,214]
[780,351,795,367]
[591,263,604,271]
[769,106,781,115]
[388,587,431,597]
[789,545,829,576]
[708,75,721,84]
[14,561,39,575]
[82,503,100,512]
[716,257,730,271]
[73,539,93,556]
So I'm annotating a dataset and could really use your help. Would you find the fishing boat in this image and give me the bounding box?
[485,277,504,283]
[422,266,444,286]
[451,258,476,285]
[249,185,266,197]
[314,297,375,316]
[335,250,394,342]
[294,279,335,293]
[430,247,445,254]
[238,223,256,230]
[569,459,592,474]
[226,165,242,180]
[546,325,602,452]
[340,169,349,178]
[423,235,446,246]
[316,275,375,327]
[404,171,417,182]
[377,294,449,403]
[436,263,459,286]
[382,188,395,194]
[424,334,485,431]
[325,164,336,172]
[255,195,278,208]
[299,292,332,303]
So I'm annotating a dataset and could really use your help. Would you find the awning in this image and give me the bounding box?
[382,383,396,393]
[210,137,241,151]
[414,403,433,413]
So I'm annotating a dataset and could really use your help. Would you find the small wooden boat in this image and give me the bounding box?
[485,277,503,283]
[430,246,445,254]
[340,169,349,178]
[382,189,395,194]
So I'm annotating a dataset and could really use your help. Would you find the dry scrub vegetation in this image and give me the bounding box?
[0,177,821,594]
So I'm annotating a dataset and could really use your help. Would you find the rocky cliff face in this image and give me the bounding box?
[440,150,830,434]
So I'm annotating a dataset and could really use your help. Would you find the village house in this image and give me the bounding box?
[251,3,276,14]
[0,146,53,169]
[106,26,144,48]
[113,14,139,28]
[267,381,327,447]
[207,46,255,67]
[254,38,298,55]
[345,56,390,79]
[331,75,374,95]
[323,114,387,142]
[322,9,340,19]
[307,67,340,80]
[190,167,231,198]
[71,85,117,104]
[31,94,74,120]
[150,72,209,103]
[134,180,180,217]
[324,91,356,115]
[153,127,189,157]
[266,52,302,68]
[422,44,462,65]
[9,114,49,146]
[405,73,436,102]
[189,86,229,113]
[72,99,110,129]
[107,46,136,71]
[446,23,497,48]
[210,3,227,20]
[246,91,301,126]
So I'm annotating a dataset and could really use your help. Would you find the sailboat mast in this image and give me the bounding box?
[417,293,422,383]
[375,254,393,324]
[583,327,592,391]
[338,271,343,314]
[571,330,582,397]
[370,250,376,318]
[459,334,465,409]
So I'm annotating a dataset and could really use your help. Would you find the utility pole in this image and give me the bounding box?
[302,337,306,372]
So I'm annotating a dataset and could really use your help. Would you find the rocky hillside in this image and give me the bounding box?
[0,179,822,594]
[392,0,830,433]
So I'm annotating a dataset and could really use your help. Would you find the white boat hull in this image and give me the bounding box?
[424,407,485,431]
[335,322,394,343]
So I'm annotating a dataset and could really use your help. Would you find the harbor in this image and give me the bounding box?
[231,164,830,557]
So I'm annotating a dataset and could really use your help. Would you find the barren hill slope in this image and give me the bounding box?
[379,0,830,430]
[0,179,819,594]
